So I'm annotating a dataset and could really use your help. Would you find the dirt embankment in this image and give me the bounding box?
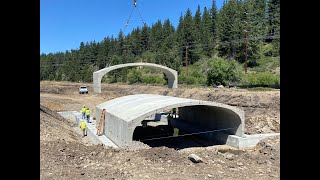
[40,81,280,134]
[40,105,279,180]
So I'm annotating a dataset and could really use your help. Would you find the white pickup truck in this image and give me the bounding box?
[79,86,88,94]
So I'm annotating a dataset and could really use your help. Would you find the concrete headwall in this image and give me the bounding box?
[95,108,132,147]
[104,112,131,146]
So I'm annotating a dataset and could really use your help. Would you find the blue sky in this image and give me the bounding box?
[40,0,223,54]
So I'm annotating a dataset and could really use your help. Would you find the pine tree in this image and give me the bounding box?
[97,37,110,69]
[183,8,198,64]
[89,40,98,64]
[130,27,142,56]
[176,13,185,65]
[217,0,236,59]
[267,0,280,56]
[246,0,268,38]
[149,20,163,52]
[162,19,175,51]
[242,0,268,66]
[193,5,202,43]
[210,0,218,48]
[176,13,184,45]
[116,30,125,55]
[160,19,177,68]
[201,7,212,57]
[218,0,246,62]
[141,24,150,51]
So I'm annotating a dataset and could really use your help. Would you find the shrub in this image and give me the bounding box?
[179,74,198,85]
[178,62,207,85]
[127,69,143,84]
[261,43,274,57]
[206,58,242,86]
[142,74,166,85]
[241,72,280,86]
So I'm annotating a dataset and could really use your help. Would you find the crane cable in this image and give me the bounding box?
[123,0,146,33]
[123,6,135,33]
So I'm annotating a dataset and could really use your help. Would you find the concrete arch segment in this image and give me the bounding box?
[93,63,178,93]
[95,94,245,147]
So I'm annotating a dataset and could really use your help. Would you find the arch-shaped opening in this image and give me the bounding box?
[94,94,244,148]
[93,63,178,94]
[131,105,242,149]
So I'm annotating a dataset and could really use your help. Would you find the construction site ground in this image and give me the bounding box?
[40,81,280,180]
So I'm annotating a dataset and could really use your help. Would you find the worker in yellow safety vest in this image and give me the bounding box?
[172,108,177,118]
[81,105,86,119]
[80,121,87,137]
[173,127,179,137]
[85,108,91,123]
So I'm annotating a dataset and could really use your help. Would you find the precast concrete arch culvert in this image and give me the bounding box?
[93,63,178,94]
[95,94,245,148]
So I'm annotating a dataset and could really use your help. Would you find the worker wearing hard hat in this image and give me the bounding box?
[81,105,86,119]
[80,120,87,137]
[85,108,91,123]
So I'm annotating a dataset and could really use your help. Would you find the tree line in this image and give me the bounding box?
[40,0,280,83]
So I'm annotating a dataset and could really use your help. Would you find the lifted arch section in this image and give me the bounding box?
[93,63,178,93]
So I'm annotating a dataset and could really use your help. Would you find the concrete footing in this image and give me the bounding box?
[225,133,280,149]
[58,111,279,149]
[58,111,118,148]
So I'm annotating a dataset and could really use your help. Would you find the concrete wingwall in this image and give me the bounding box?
[95,108,132,146]
[104,112,128,147]
[93,63,178,94]
[95,95,245,147]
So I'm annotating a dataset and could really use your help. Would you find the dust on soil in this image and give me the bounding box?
[40,81,280,180]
